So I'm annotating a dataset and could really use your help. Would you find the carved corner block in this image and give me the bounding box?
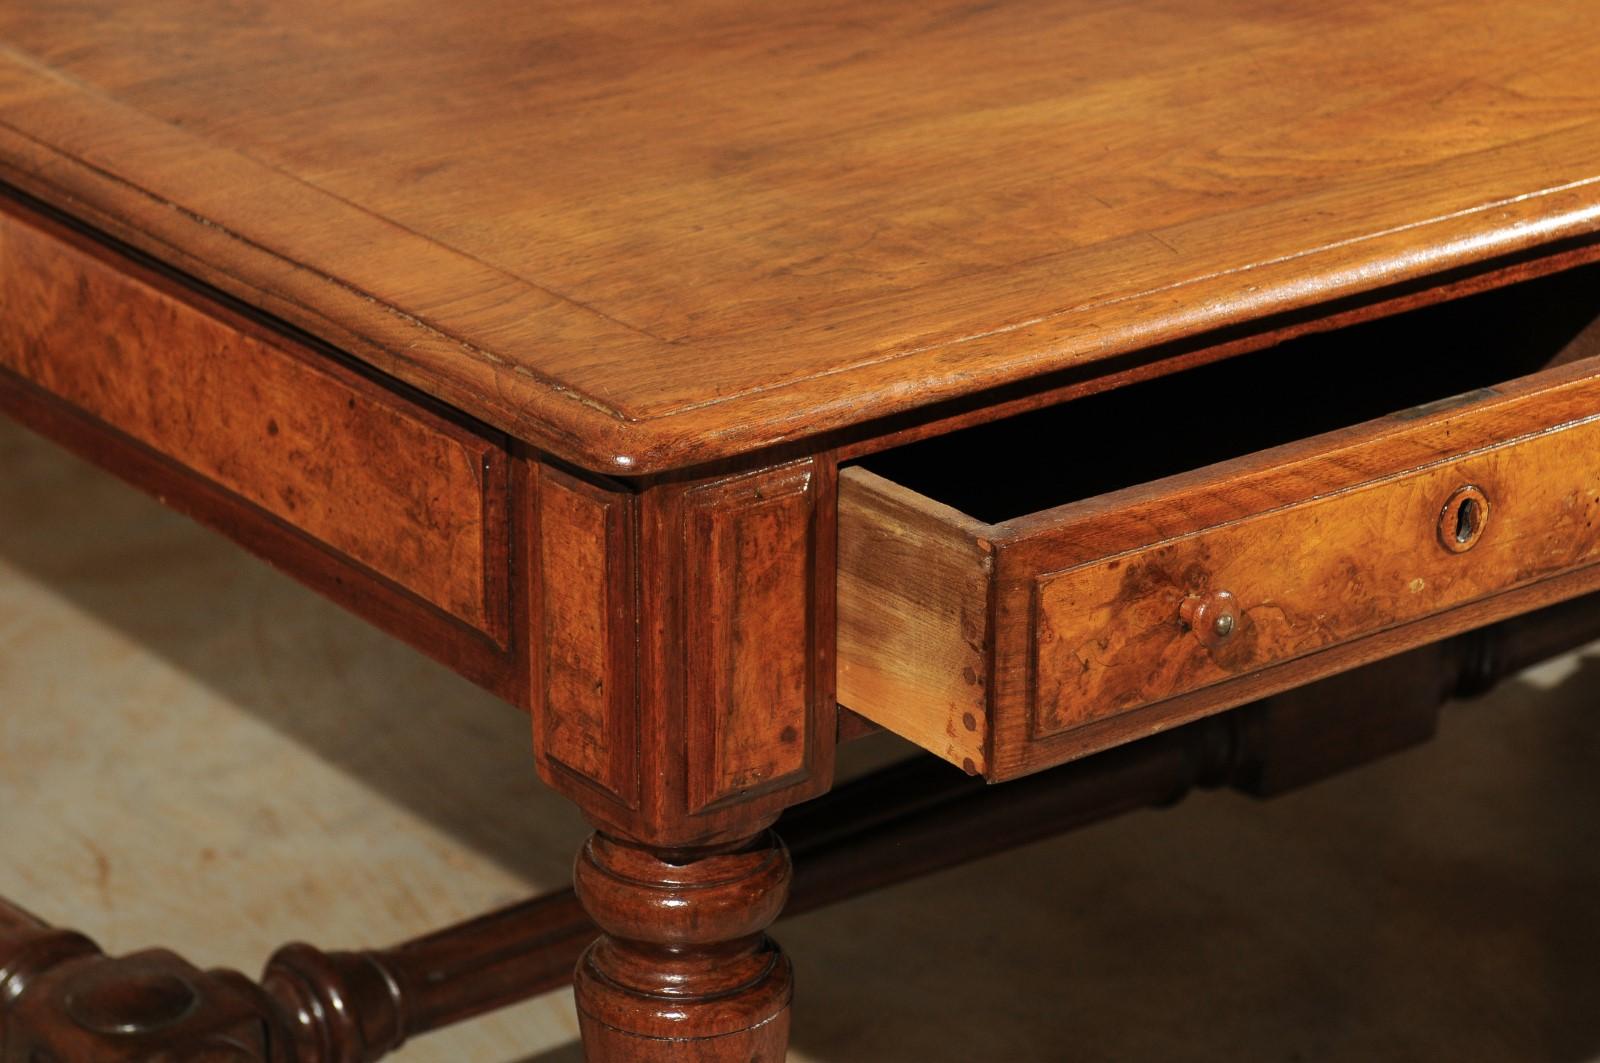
[528,456,836,846]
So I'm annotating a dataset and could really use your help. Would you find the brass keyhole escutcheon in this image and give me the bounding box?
[1438,485,1489,553]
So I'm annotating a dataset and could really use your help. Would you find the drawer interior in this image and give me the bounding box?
[857,263,1600,523]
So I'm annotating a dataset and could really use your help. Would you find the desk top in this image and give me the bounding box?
[2,0,1599,473]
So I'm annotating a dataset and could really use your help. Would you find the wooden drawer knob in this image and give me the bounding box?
[1438,484,1489,553]
[1180,590,1239,649]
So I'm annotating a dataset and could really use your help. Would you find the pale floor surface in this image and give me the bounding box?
[2,413,1599,1062]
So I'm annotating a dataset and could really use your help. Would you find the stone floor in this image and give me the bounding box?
[2,413,1599,1062]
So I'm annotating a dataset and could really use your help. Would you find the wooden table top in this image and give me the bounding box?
[3,0,1599,473]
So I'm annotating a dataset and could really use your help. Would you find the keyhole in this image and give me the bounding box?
[1453,497,1479,544]
[1438,485,1488,553]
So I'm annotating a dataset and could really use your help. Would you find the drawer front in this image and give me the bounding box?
[841,357,1600,781]
[1030,411,1600,737]
[0,201,509,639]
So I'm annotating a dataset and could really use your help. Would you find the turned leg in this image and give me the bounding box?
[573,829,794,1062]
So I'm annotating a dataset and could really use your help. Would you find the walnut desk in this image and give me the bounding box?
[4,2,1600,1060]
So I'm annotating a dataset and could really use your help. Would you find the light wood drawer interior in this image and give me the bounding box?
[839,263,1600,780]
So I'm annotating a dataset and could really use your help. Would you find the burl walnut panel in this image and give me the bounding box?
[532,466,639,808]
[530,459,836,849]
[683,463,820,814]
[1030,407,1600,736]
[0,201,509,640]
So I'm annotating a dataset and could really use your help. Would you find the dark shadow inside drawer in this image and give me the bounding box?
[857,262,1600,523]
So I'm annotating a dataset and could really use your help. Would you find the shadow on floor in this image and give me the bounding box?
[510,1045,584,1063]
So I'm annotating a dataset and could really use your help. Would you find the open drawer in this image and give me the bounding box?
[839,262,1600,780]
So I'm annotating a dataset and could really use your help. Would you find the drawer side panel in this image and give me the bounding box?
[837,468,993,774]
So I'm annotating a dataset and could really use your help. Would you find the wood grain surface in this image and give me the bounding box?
[1028,407,1600,737]
[837,472,992,774]
[532,466,639,808]
[683,463,821,814]
[0,197,509,639]
[3,1,1600,471]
